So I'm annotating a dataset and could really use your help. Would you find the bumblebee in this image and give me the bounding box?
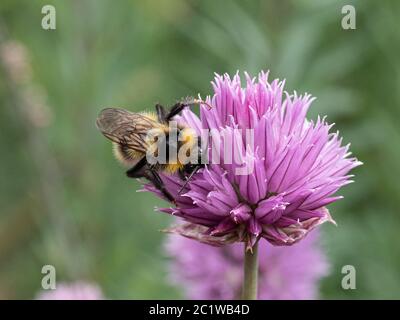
[96,99,208,203]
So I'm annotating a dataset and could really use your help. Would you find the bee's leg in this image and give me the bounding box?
[178,168,186,181]
[146,168,176,204]
[126,157,148,178]
[126,159,176,203]
[166,102,186,121]
[155,103,167,123]
[164,97,212,121]
[166,97,201,120]
[177,165,201,195]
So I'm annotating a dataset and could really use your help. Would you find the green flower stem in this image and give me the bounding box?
[242,242,259,300]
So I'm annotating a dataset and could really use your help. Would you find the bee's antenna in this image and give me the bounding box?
[177,166,201,195]
[193,98,213,110]
[180,96,212,110]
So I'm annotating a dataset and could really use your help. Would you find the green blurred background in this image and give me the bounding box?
[0,0,399,299]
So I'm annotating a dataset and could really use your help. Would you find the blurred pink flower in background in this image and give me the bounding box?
[165,231,329,300]
[36,281,104,300]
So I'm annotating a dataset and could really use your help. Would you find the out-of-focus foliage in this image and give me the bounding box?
[0,0,399,299]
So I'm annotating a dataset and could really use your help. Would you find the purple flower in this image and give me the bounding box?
[165,230,329,299]
[146,71,361,248]
[36,282,104,300]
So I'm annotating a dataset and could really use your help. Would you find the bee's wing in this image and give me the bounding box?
[96,108,157,153]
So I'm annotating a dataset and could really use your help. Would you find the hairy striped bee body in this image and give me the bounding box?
[96,99,208,203]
